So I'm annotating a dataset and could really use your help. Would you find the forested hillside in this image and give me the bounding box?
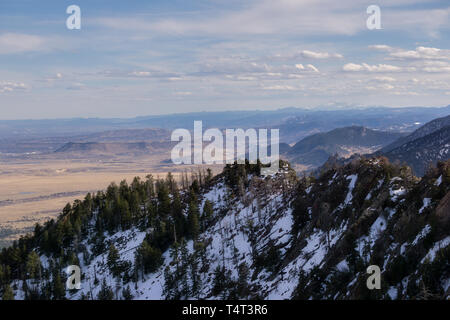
[0,158,449,300]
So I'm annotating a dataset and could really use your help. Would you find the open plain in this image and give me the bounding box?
[0,154,222,247]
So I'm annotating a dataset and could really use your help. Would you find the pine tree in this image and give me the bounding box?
[264,246,281,273]
[190,250,202,299]
[205,168,213,187]
[122,286,133,300]
[145,174,155,199]
[107,244,120,275]
[171,191,186,240]
[157,182,171,217]
[166,172,178,194]
[191,179,200,194]
[237,262,250,298]
[97,279,114,300]
[187,200,200,239]
[2,284,14,300]
[26,251,41,280]
[212,266,228,297]
[179,240,190,298]
[52,273,65,300]
[202,200,214,228]
[135,240,163,275]
[163,266,176,299]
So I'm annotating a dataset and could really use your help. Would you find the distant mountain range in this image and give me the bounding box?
[311,115,450,177]
[273,105,450,143]
[54,141,170,155]
[283,126,405,167]
[1,106,449,142]
[1,108,449,176]
[380,115,450,176]
[382,115,450,153]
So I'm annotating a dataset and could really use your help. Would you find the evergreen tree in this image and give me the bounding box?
[171,191,186,240]
[205,168,213,187]
[135,240,163,275]
[122,286,133,300]
[166,172,178,194]
[2,284,14,300]
[157,183,171,217]
[190,251,201,299]
[190,179,200,194]
[179,240,190,298]
[107,244,120,275]
[202,200,214,229]
[212,266,228,296]
[52,273,65,300]
[187,200,200,239]
[264,246,281,273]
[163,266,177,300]
[237,262,250,298]
[26,251,41,280]
[97,279,114,300]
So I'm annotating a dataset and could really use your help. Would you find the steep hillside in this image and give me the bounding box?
[0,158,449,300]
[383,126,450,176]
[286,126,404,167]
[383,115,450,153]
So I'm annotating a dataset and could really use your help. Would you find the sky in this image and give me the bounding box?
[0,0,449,119]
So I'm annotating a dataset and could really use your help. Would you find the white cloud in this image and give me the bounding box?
[343,63,402,72]
[342,63,364,72]
[368,45,394,52]
[0,81,27,93]
[99,69,182,80]
[0,33,45,54]
[383,7,450,38]
[389,46,450,60]
[295,64,319,72]
[95,0,450,39]
[174,91,193,96]
[66,82,86,90]
[129,71,151,77]
[306,64,319,73]
[392,91,419,96]
[373,76,396,82]
[262,85,296,91]
[300,50,343,59]
[363,63,402,72]
[381,84,395,90]
[95,1,363,36]
[422,66,450,73]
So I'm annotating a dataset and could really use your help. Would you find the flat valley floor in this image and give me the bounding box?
[0,155,222,247]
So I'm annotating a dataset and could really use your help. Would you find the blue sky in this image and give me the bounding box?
[0,0,449,119]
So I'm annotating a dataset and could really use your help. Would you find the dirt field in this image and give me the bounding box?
[0,155,222,247]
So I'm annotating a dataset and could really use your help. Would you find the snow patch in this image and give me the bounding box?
[434,175,442,187]
[412,224,431,246]
[421,236,450,263]
[418,198,431,214]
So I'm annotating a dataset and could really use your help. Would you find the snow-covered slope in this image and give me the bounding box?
[1,158,449,300]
